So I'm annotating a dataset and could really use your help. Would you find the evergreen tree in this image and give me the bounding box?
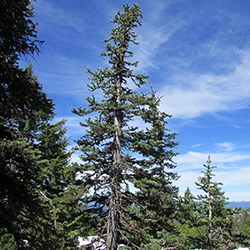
[195,156,232,249]
[37,120,84,249]
[0,138,45,249]
[1,1,83,248]
[0,0,60,248]
[0,0,53,138]
[176,187,203,249]
[73,4,178,249]
[231,208,250,247]
[132,90,179,244]
[0,68,55,249]
[0,0,40,62]
[178,187,198,226]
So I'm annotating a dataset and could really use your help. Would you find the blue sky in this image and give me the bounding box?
[26,0,250,201]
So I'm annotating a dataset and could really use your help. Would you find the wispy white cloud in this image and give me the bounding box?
[215,167,250,187]
[159,49,250,119]
[134,2,187,71]
[36,1,86,33]
[36,55,87,94]
[177,150,250,171]
[215,142,235,152]
[191,143,203,149]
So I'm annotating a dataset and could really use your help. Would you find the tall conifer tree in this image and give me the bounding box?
[0,0,69,248]
[73,4,178,249]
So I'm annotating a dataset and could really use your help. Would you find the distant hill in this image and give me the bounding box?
[227,201,250,209]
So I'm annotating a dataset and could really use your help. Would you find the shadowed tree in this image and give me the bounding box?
[0,0,69,248]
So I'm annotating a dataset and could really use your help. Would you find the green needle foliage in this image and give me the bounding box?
[1,1,79,248]
[0,0,51,247]
[0,138,43,248]
[231,207,250,247]
[176,187,208,249]
[195,156,232,250]
[37,120,84,249]
[73,4,178,249]
[0,0,40,61]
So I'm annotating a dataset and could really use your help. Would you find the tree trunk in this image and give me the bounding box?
[208,189,212,249]
[107,75,122,249]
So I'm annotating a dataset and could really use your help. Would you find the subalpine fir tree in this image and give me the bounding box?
[195,156,232,249]
[231,208,250,247]
[73,4,178,249]
[37,120,84,249]
[176,187,202,249]
[132,90,179,243]
[0,67,55,249]
[0,0,64,248]
[178,187,198,226]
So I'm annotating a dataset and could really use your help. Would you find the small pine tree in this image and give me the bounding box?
[195,156,232,249]
[231,208,250,247]
[178,187,198,226]
[37,120,82,249]
[176,187,202,249]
